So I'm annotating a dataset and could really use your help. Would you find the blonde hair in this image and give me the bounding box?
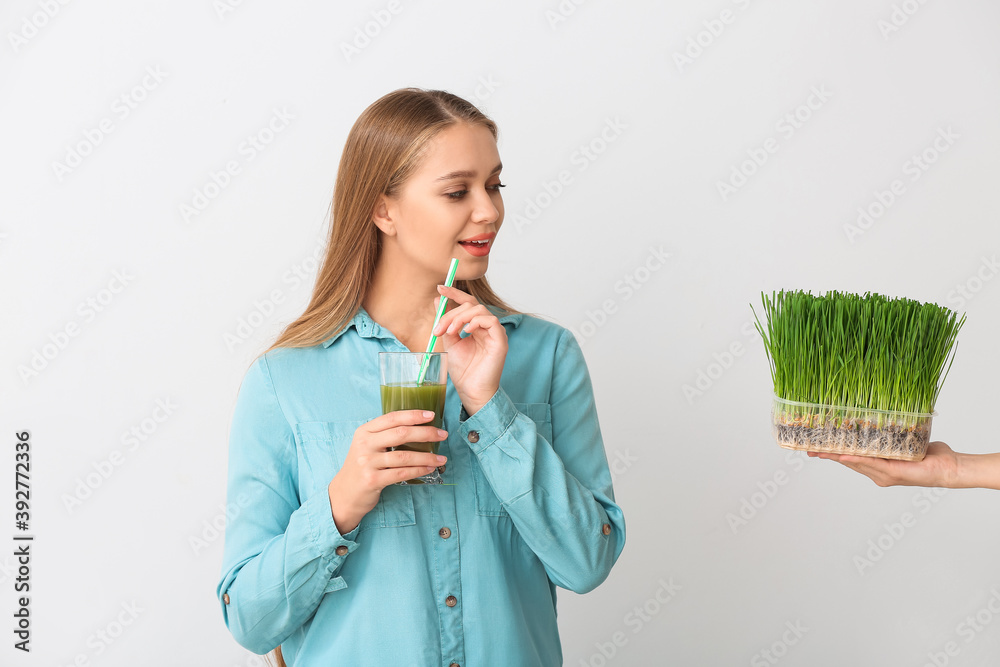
[260,88,521,359]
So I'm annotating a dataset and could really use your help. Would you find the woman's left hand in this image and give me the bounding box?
[431,285,508,416]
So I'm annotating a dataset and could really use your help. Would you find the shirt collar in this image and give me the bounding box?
[321,304,524,348]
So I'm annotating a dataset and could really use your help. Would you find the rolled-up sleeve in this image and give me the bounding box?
[217,356,360,654]
[459,329,626,594]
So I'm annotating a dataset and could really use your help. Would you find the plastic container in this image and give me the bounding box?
[770,395,934,461]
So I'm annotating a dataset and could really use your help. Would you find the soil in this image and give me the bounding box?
[772,415,931,461]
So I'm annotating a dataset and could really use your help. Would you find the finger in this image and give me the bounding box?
[438,305,492,336]
[460,313,502,336]
[841,456,905,482]
[432,302,474,337]
[437,284,478,305]
[379,449,446,470]
[366,410,438,433]
[446,308,490,335]
[372,424,449,451]
[375,451,446,485]
[832,454,870,465]
[382,465,441,485]
[838,459,878,475]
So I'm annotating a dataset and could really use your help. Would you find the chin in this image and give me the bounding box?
[456,266,488,283]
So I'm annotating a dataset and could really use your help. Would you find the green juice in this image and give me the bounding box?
[379,382,447,454]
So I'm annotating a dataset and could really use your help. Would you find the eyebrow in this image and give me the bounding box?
[434,162,503,182]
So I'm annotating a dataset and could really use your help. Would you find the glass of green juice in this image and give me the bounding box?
[378,351,447,485]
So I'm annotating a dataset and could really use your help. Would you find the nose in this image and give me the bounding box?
[472,187,502,225]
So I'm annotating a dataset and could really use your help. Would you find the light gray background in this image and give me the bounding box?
[3,1,999,665]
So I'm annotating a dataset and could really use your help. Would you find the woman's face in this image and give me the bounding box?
[377,122,504,282]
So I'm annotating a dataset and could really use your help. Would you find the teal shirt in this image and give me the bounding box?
[218,305,626,666]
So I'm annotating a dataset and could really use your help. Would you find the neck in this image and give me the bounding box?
[363,253,455,352]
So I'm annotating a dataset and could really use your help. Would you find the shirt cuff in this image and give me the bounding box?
[458,387,519,457]
[302,490,360,593]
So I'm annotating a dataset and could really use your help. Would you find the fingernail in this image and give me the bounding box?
[436,455,447,463]
[423,411,434,418]
[437,429,448,438]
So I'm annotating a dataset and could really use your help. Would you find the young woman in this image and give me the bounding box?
[217,88,626,666]
[809,442,1000,489]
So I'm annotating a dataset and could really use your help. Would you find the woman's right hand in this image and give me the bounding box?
[327,410,447,534]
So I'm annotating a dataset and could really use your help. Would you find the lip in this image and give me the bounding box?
[458,233,496,243]
[458,234,494,257]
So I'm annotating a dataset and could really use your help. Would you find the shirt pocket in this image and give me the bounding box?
[473,402,553,518]
[294,420,415,534]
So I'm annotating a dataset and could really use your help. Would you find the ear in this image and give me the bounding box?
[371,195,395,236]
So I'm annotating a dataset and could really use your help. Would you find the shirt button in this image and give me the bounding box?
[450,663,461,667]
[437,464,446,473]
[468,430,479,443]
[223,593,230,605]
[439,527,451,539]
[445,595,458,607]
[335,545,349,556]
[602,523,612,536]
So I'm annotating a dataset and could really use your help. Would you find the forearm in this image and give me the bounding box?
[953,452,1000,490]
[503,449,624,593]
[220,492,359,653]
[328,478,366,535]
[221,356,366,653]
[461,388,625,593]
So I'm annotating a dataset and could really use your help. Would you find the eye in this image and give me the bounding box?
[489,183,506,192]
[446,190,468,199]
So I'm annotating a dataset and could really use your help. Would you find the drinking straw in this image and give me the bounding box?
[416,258,459,384]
